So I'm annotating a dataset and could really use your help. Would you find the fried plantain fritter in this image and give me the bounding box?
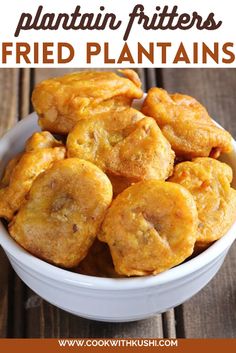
[67,108,175,182]
[169,157,236,246]
[142,88,232,159]
[0,132,66,220]
[25,131,63,151]
[9,159,113,268]
[98,180,198,276]
[32,70,143,134]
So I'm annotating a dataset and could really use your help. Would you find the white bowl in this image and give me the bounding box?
[0,112,236,322]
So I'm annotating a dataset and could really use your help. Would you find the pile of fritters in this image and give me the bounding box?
[1,70,235,277]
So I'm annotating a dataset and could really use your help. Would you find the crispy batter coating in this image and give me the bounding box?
[0,154,22,188]
[98,180,198,276]
[32,70,143,134]
[76,239,122,278]
[25,131,63,151]
[119,69,141,88]
[0,132,63,190]
[9,159,113,268]
[0,132,66,220]
[67,108,175,181]
[169,158,236,245]
[0,147,66,221]
[142,88,232,159]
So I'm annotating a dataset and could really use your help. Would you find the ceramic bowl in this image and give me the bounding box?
[0,110,236,322]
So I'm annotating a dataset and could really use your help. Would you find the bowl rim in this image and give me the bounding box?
[0,112,236,291]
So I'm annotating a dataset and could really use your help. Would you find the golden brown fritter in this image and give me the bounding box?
[9,159,113,268]
[98,180,198,276]
[25,131,63,151]
[32,70,143,134]
[0,147,66,220]
[0,132,66,220]
[169,157,236,246]
[67,108,175,182]
[142,88,232,159]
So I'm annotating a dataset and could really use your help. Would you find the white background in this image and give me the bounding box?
[0,0,235,67]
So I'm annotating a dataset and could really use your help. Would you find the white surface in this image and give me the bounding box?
[0,112,236,322]
[0,0,235,68]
